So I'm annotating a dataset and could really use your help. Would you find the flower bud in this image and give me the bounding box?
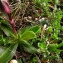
[0,0,11,14]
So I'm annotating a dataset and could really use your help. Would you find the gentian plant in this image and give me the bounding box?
[0,0,41,63]
[0,0,63,63]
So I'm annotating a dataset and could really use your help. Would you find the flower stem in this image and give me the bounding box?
[10,19,17,34]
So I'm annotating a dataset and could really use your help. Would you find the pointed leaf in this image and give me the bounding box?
[26,25,41,33]
[24,44,38,54]
[0,35,3,44]
[21,31,36,41]
[0,44,18,63]
[0,46,6,55]
[58,42,63,48]
[38,42,47,52]
[1,23,15,37]
[48,44,61,54]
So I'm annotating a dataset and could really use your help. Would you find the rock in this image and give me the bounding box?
[9,59,18,63]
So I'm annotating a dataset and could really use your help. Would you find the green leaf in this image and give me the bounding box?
[0,46,6,55]
[0,35,3,40]
[48,44,61,54]
[60,26,63,31]
[38,42,47,52]
[20,40,31,47]
[18,27,27,36]
[31,57,38,63]
[18,59,22,63]
[0,17,15,37]
[1,23,15,37]
[26,25,41,33]
[24,45,38,54]
[0,29,3,35]
[3,37,9,46]
[0,17,12,29]
[21,31,36,41]
[54,0,59,4]
[47,56,59,60]
[52,33,58,39]
[0,44,18,63]
[58,42,63,48]
[47,26,53,33]
[20,40,38,53]
[48,44,58,49]
[0,35,3,44]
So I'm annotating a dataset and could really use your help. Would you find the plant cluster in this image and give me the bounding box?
[0,0,63,63]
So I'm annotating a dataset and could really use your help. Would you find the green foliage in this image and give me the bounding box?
[0,44,18,63]
[0,19,41,62]
[23,44,38,53]
[47,26,53,33]
[0,17,15,37]
[38,41,47,52]
[31,57,38,63]
[0,0,63,63]
[20,31,36,41]
[26,25,41,33]
[48,44,61,54]
[0,35,3,44]
[18,59,22,63]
